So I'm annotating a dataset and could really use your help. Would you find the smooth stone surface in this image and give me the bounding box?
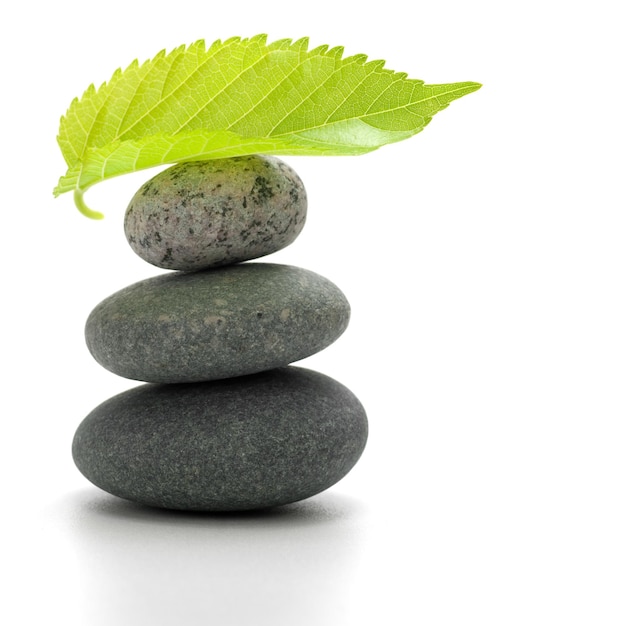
[124,156,307,271]
[85,263,350,383]
[72,366,368,512]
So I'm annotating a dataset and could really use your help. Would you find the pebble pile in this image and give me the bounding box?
[72,155,368,511]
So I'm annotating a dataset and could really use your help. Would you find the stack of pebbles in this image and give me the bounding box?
[72,155,368,512]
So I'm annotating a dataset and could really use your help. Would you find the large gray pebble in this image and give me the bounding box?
[124,156,307,270]
[85,263,350,383]
[72,367,368,511]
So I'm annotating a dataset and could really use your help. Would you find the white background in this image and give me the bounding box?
[2,1,624,624]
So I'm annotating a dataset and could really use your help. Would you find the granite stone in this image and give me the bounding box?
[72,367,368,511]
[85,263,350,383]
[124,156,307,271]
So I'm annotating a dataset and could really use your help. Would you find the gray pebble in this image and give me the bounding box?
[85,263,350,383]
[72,367,368,511]
[124,156,307,270]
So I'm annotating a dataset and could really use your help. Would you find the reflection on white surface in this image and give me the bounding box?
[56,489,367,626]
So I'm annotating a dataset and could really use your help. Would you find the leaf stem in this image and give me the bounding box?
[74,189,104,220]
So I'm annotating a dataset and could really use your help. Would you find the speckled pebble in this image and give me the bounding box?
[85,263,350,383]
[72,366,368,511]
[124,156,307,270]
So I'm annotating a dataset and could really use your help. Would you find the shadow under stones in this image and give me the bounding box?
[59,488,367,626]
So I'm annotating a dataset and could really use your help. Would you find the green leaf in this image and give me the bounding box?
[55,35,481,218]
